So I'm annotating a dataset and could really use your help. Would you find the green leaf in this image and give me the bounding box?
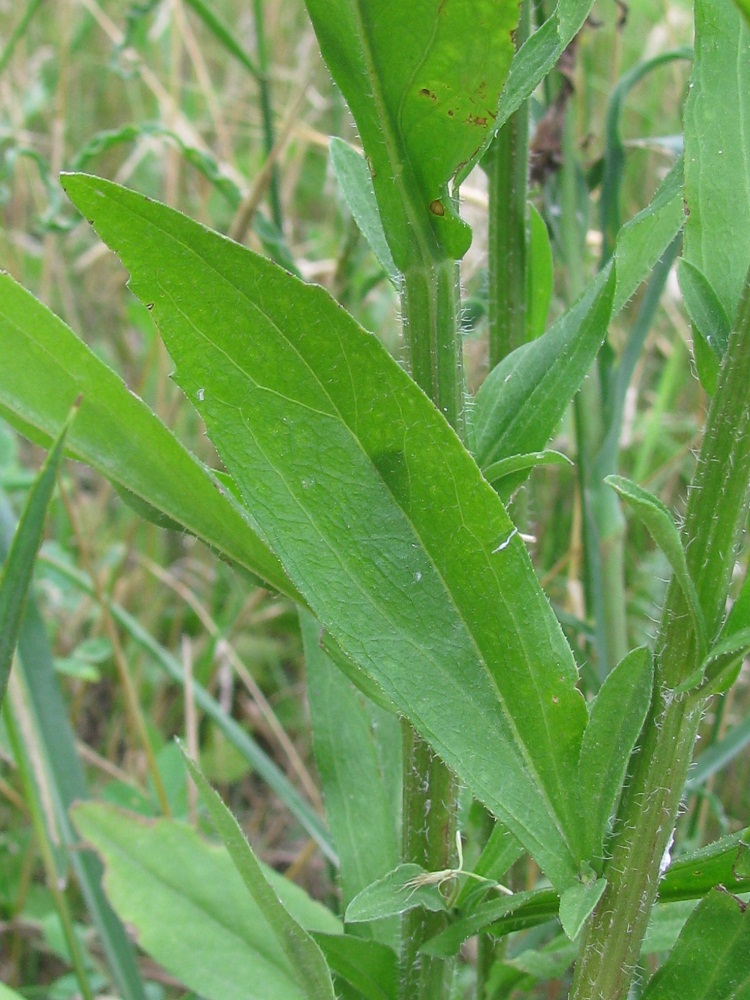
[482,450,572,493]
[734,0,750,28]
[684,1,750,325]
[658,830,750,902]
[0,273,298,603]
[472,267,615,474]
[605,475,707,668]
[526,202,553,340]
[312,934,397,1000]
[677,259,732,395]
[0,985,28,1000]
[456,0,596,184]
[578,647,654,865]
[302,608,400,942]
[180,748,336,1000]
[558,876,608,942]
[612,156,685,314]
[63,172,588,891]
[640,889,750,999]
[305,0,519,266]
[329,138,398,284]
[72,802,340,1000]
[696,626,750,699]
[346,865,449,923]
[0,406,73,706]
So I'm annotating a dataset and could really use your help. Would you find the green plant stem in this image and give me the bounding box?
[570,260,750,1000]
[486,0,531,369]
[398,257,463,1000]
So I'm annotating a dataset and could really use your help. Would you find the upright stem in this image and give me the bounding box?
[398,256,463,1000]
[252,0,283,232]
[570,262,750,999]
[486,0,531,369]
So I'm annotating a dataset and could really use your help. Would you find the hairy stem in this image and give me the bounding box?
[570,261,750,999]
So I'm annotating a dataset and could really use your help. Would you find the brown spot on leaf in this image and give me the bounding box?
[429,199,445,217]
[420,87,437,102]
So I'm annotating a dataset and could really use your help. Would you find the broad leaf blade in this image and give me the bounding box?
[0,273,298,601]
[63,172,588,890]
[578,647,654,865]
[312,934,397,1000]
[305,0,519,266]
[346,864,448,923]
[640,889,750,1000]
[684,1,750,325]
[559,877,607,942]
[0,409,72,705]
[72,803,340,1000]
[181,749,336,1000]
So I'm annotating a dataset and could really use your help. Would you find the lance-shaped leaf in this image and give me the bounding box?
[0,273,298,602]
[305,0,520,267]
[62,173,588,890]
[640,889,750,1000]
[684,0,750,325]
[606,476,707,672]
[0,407,73,706]
[578,647,654,866]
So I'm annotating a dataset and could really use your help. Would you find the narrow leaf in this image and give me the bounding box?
[640,889,750,1000]
[305,0,519,266]
[181,748,336,1000]
[697,626,750,698]
[63,172,588,890]
[677,258,732,395]
[578,647,654,865]
[526,202,553,340]
[72,802,340,1000]
[559,877,608,942]
[0,273,298,601]
[605,476,707,665]
[0,407,73,706]
[658,831,750,902]
[687,714,750,790]
[473,267,615,471]
[482,450,572,493]
[684,0,750,324]
[329,138,398,284]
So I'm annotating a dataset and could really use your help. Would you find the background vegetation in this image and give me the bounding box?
[2,1,746,997]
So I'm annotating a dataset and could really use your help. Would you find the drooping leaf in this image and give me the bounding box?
[578,647,654,865]
[558,876,608,942]
[482,450,572,494]
[302,608,400,944]
[72,803,340,1000]
[0,407,73,706]
[640,889,750,1000]
[329,138,398,284]
[180,749,336,1000]
[62,172,588,890]
[677,259,732,395]
[0,273,298,602]
[605,476,707,668]
[683,0,750,325]
[305,0,520,266]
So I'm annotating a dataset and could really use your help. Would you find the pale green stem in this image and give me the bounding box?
[398,256,463,1000]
